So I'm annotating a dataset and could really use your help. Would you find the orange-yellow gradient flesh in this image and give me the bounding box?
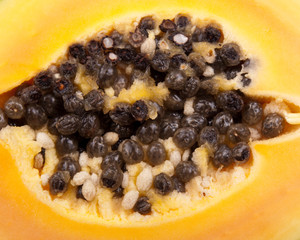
[0,0,300,239]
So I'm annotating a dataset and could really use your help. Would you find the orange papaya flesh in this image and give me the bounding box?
[0,0,299,239]
[0,134,300,240]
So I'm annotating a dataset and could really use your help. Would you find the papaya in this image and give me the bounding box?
[0,0,300,240]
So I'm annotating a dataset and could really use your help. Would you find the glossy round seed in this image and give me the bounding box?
[86,135,108,158]
[133,196,152,215]
[63,94,84,115]
[121,139,144,165]
[262,113,285,138]
[40,93,63,117]
[146,141,166,166]
[85,56,101,76]
[101,151,124,170]
[217,91,244,113]
[138,16,155,36]
[4,96,25,120]
[110,30,123,46]
[25,104,47,130]
[113,74,130,96]
[47,117,60,135]
[172,177,186,193]
[165,111,184,120]
[198,126,220,147]
[109,103,134,126]
[232,142,251,162]
[136,120,160,144]
[56,114,80,135]
[189,53,206,75]
[53,79,74,97]
[131,100,148,122]
[181,113,207,133]
[164,91,185,111]
[220,43,241,67]
[59,61,77,81]
[129,29,145,48]
[49,171,69,195]
[159,117,180,139]
[86,39,102,58]
[84,89,105,112]
[97,63,117,88]
[213,111,234,134]
[34,70,53,91]
[173,127,197,149]
[227,123,251,144]
[202,26,222,43]
[57,156,80,178]
[116,48,137,63]
[55,135,78,156]
[175,15,189,30]
[68,43,87,64]
[193,95,218,118]
[213,144,233,168]
[180,76,201,98]
[159,19,176,32]
[78,112,100,139]
[242,101,263,125]
[0,109,8,130]
[101,164,123,191]
[175,161,198,183]
[151,51,170,72]
[170,54,187,69]
[165,70,187,90]
[20,85,42,104]
[154,173,174,195]
[133,53,149,71]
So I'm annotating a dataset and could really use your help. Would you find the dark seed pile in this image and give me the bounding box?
[0,14,287,215]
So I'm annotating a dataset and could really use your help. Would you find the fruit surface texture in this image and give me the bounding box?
[0,0,300,240]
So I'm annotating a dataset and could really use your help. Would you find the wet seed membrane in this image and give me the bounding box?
[0,14,287,215]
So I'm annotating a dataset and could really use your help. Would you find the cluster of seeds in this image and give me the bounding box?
[0,14,287,215]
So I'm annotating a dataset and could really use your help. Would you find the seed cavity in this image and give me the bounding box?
[0,13,294,218]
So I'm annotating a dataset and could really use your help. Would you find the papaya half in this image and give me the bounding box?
[0,0,300,240]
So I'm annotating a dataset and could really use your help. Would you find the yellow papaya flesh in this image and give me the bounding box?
[0,0,300,240]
